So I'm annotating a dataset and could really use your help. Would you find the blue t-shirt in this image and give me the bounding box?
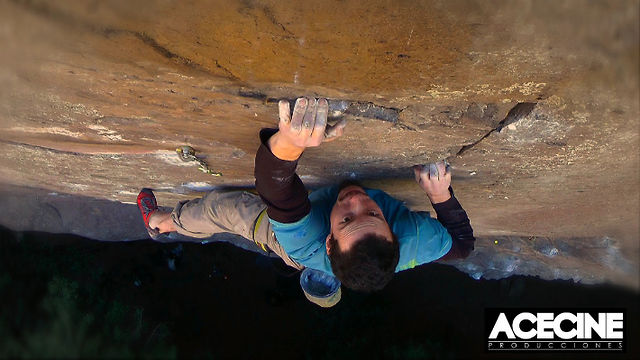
[269,186,452,276]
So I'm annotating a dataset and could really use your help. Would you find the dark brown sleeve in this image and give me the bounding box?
[433,187,475,260]
[254,128,311,223]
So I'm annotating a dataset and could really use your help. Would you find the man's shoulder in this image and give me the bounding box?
[308,185,339,205]
[365,188,408,219]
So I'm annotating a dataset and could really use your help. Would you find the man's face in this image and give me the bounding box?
[326,185,393,254]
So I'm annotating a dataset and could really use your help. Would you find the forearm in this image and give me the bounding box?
[254,128,310,223]
[433,187,475,260]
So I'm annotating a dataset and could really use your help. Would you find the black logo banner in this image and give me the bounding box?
[485,308,626,352]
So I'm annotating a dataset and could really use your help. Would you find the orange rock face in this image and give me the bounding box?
[0,0,638,287]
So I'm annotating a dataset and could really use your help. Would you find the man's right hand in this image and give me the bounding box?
[268,97,346,161]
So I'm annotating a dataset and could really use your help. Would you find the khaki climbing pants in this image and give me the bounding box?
[170,190,304,270]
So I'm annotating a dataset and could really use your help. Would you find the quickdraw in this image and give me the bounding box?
[176,146,222,176]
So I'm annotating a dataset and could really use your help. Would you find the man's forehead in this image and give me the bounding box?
[338,215,389,234]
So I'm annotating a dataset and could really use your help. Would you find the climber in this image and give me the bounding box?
[253,97,475,290]
[137,97,474,305]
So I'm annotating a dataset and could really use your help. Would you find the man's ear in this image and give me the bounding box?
[325,233,332,255]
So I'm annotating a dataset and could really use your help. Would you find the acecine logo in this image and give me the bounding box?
[485,309,625,352]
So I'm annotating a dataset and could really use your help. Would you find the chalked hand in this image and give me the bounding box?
[269,97,345,160]
[413,160,452,204]
[277,97,347,146]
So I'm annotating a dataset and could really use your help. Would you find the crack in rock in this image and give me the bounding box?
[111,31,241,81]
[344,102,400,123]
[236,90,400,123]
[241,0,294,36]
[455,102,536,156]
[0,139,89,157]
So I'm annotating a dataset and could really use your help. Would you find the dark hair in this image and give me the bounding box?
[328,233,400,292]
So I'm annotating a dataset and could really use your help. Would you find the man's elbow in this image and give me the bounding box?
[447,238,475,260]
[438,242,474,261]
[458,244,474,259]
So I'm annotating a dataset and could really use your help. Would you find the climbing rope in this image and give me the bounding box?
[175,146,222,176]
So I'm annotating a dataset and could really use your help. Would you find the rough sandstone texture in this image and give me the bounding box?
[0,0,638,288]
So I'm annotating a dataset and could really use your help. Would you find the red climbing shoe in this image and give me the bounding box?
[137,188,160,240]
